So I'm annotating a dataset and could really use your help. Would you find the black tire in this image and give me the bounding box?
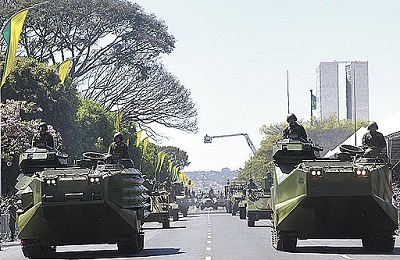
[162,220,170,229]
[117,234,144,254]
[183,210,188,217]
[248,217,255,227]
[172,212,179,221]
[362,234,395,253]
[239,208,246,219]
[273,230,297,252]
[22,245,56,259]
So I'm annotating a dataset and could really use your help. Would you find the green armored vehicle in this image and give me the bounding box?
[271,138,398,252]
[225,181,246,216]
[143,181,170,228]
[16,144,150,258]
[245,177,273,227]
[173,182,190,217]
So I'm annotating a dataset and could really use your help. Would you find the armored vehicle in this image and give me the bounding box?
[200,197,218,210]
[245,177,273,226]
[225,181,246,215]
[16,145,150,258]
[173,182,189,217]
[271,138,398,252]
[143,190,170,228]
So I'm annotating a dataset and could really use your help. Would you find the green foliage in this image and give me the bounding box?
[0,56,80,158]
[76,98,115,153]
[239,116,368,182]
[158,146,190,169]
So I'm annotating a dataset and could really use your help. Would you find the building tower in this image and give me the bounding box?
[345,61,369,122]
[316,62,339,120]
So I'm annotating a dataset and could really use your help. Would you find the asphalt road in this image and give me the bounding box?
[1,207,399,260]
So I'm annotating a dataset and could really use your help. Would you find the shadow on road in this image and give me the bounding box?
[143,225,186,230]
[295,246,400,255]
[41,247,183,259]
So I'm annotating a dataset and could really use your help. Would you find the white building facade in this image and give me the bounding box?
[345,61,369,122]
[316,62,339,120]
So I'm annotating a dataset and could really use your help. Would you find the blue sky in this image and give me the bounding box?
[133,0,400,171]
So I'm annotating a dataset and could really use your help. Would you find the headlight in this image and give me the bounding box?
[44,178,57,187]
[355,168,368,177]
[88,176,101,185]
[309,168,324,178]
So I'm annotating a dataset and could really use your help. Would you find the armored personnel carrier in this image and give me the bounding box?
[245,177,273,226]
[173,182,189,217]
[143,189,171,228]
[226,181,246,216]
[271,138,398,252]
[16,144,150,258]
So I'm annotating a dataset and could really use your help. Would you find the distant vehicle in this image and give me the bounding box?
[143,189,170,229]
[224,181,246,215]
[271,137,398,252]
[200,197,218,210]
[245,177,273,227]
[16,145,149,258]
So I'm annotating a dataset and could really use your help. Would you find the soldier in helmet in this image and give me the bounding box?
[362,121,386,158]
[108,132,129,159]
[32,122,55,148]
[282,113,308,141]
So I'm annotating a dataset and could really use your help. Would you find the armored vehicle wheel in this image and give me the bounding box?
[183,210,188,217]
[162,220,170,229]
[172,211,179,221]
[22,244,56,259]
[226,202,232,213]
[214,205,218,210]
[362,234,395,252]
[117,234,144,254]
[239,207,246,219]
[248,217,255,227]
[272,229,297,252]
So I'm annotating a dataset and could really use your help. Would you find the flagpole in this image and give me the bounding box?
[310,90,313,119]
[286,70,290,114]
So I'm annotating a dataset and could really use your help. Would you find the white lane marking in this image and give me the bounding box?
[207,240,211,244]
[205,257,212,260]
[340,255,353,260]
[206,246,212,251]
[207,235,211,239]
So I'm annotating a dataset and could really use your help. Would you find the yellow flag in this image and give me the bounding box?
[159,153,166,171]
[168,161,173,173]
[142,137,149,154]
[135,130,143,147]
[1,9,29,87]
[57,59,72,85]
[115,112,123,132]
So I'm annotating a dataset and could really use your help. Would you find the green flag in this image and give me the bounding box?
[1,9,29,87]
[311,93,317,110]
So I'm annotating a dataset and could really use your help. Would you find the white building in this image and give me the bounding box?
[316,62,339,120]
[345,61,369,122]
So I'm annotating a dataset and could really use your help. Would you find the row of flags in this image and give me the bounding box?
[1,5,72,88]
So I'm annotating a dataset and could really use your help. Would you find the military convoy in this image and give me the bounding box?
[271,138,398,252]
[15,143,150,258]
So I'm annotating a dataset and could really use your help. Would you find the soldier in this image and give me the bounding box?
[32,122,54,148]
[362,121,386,158]
[282,113,308,141]
[108,132,129,159]
[248,178,257,190]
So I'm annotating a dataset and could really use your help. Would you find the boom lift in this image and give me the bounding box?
[204,133,256,154]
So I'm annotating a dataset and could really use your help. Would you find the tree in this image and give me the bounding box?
[0,56,80,157]
[0,0,175,79]
[1,0,198,134]
[82,63,198,134]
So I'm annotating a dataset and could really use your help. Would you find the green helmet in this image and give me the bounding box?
[286,113,297,123]
[113,132,123,141]
[367,121,378,130]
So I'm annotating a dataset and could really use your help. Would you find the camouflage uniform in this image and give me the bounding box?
[362,121,386,157]
[108,141,129,159]
[32,129,54,148]
[282,122,308,140]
